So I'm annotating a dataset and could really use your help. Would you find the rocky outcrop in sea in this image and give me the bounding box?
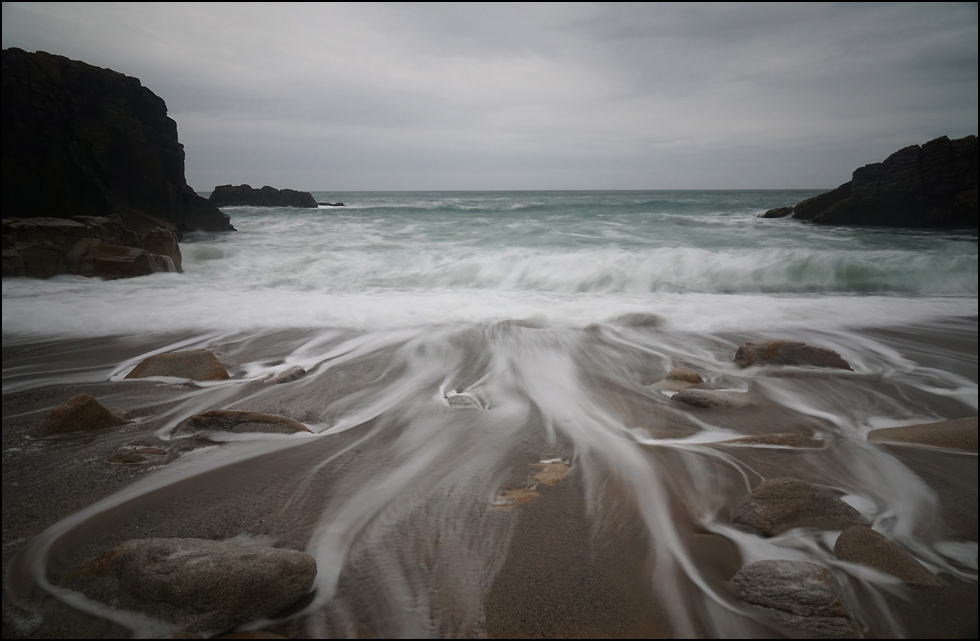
[209,184,318,208]
[763,135,978,228]
[1,48,233,235]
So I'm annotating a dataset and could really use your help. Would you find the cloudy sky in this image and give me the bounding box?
[2,3,977,191]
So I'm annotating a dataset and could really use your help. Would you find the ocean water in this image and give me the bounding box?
[2,190,978,637]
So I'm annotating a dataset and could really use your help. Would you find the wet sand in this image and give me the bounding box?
[2,319,977,638]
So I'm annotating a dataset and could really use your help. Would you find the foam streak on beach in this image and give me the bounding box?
[3,190,977,638]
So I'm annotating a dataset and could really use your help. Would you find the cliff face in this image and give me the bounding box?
[1,48,233,234]
[786,135,978,228]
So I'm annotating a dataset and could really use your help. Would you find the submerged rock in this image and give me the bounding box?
[867,417,977,453]
[126,349,230,381]
[734,340,852,370]
[834,526,943,586]
[609,312,664,328]
[733,477,869,537]
[33,393,131,437]
[732,560,860,638]
[175,410,311,435]
[672,389,754,409]
[261,365,307,385]
[209,184,317,208]
[447,394,481,409]
[63,538,317,633]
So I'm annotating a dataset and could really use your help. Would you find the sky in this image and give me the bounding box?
[2,3,977,191]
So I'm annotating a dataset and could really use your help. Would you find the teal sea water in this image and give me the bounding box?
[2,191,977,637]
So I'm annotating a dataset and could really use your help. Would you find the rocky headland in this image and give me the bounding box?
[2,48,234,279]
[209,184,318,208]
[763,135,978,228]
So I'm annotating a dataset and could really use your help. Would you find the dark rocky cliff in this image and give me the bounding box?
[763,135,978,228]
[2,48,233,234]
[209,184,318,208]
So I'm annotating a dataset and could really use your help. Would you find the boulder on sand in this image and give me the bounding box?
[126,349,230,381]
[834,525,943,586]
[175,409,311,435]
[732,560,860,638]
[62,538,317,633]
[734,340,852,370]
[733,477,869,537]
[33,393,131,437]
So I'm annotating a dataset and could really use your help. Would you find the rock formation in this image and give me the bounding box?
[1,48,233,235]
[2,215,181,278]
[209,184,317,208]
[762,135,977,228]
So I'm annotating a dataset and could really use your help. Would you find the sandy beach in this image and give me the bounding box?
[2,316,976,638]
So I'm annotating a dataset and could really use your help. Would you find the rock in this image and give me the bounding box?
[62,538,317,633]
[834,525,943,586]
[1,48,233,234]
[759,206,794,219]
[732,560,860,638]
[33,393,131,437]
[136,227,182,272]
[664,367,703,384]
[717,433,825,448]
[734,340,852,370]
[126,349,230,381]
[175,410,311,435]
[672,389,753,409]
[733,477,869,537]
[261,365,307,384]
[317,202,345,207]
[108,446,167,465]
[2,216,179,279]
[448,395,481,409]
[867,417,977,453]
[209,185,317,208]
[609,312,663,328]
[777,135,977,228]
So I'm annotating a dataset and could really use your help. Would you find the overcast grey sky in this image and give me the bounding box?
[3,2,977,191]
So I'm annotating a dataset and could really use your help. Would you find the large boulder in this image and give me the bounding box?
[732,560,860,638]
[175,409,311,435]
[62,538,317,633]
[733,477,869,537]
[209,184,317,208]
[33,393,131,437]
[765,135,977,228]
[734,340,852,370]
[834,526,942,586]
[1,48,233,235]
[126,349,230,381]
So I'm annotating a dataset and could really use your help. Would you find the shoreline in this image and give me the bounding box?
[3,317,977,638]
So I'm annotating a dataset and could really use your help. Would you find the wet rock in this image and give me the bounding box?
[834,525,943,586]
[760,206,794,219]
[868,417,977,453]
[530,461,570,486]
[126,349,230,381]
[317,202,345,207]
[175,410,311,435]
[734,340,852,370]
[136,227,182,272]
[733,477,869,537]
[209,184,317,208]
[107,446,168,465]
[62,538,317,633]
[609,312,663,328]
[33,393,131,437]
[93,244,173,279]
[489,488,540,512]
[718,433,825,448]
[732,560,860,638]
[665,367,703,384]
[448,395,481,409]
[261,365,307,384]
[672,389,753,409]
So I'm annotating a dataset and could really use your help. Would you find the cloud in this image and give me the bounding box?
[3,2,976,189]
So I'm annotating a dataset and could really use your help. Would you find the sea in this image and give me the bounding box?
[2,190,977,637]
